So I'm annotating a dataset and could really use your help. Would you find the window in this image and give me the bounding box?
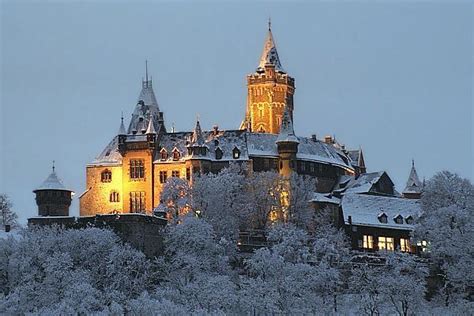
[109,191,120,203]
[405,215,414,225]
[172,149,180,161]
[172,170,180,178]
[233,147,241,159]
[310,163,315,173]
[378,212,388,224]
[130,191,145,213]
[264,158,270,170]
[186,168,191,181]
[394,214,404,224]
[215,147,223,160]
[159,171,168,184]
[277,115,282,126]
[417,240,428,253]
[400,238,410,252]
[130,159,145,180]
[259,107,264,118]
[160,149,168,161]
[378,236,394,251]
[363,235,374,249]
[101,170,112,183]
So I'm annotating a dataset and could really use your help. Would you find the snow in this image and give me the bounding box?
[310,192,340,205]
[33,170,73,192]
[403,161,423,194]
[257,27,284,72]
[341,193,421,230]
[334,171,386,194]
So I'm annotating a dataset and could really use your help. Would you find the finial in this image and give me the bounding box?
[412,159,415,168]
[268,17,271,31]
[52,160,55,173]
[145,60,148,82]
[121,111,124,123]
[196,113,200,122]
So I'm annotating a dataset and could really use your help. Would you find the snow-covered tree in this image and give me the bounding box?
[285,174,317,229]
[414,171,474,305]
[0,194,18,229]
[159,177,192,222]
[192,164,248,247]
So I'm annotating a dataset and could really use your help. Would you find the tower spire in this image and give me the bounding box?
[258,20,284,72]
[268,17,271,31]
[52,160,55,173]
[145,60,149,82]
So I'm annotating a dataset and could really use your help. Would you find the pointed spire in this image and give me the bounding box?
[403,160,423,195]
[33,162,73,193]
[191,118,205,145]
[52,160,55,173]
[276,106,298,144]
[257,20,284,72]
[118,114,126,135]
[145,60,149,83]
[146,115,156,134]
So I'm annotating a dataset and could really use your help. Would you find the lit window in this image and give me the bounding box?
[186,168,191,181]
[109,191,120,203]
[400,238,410,252]
[417,240,428,253]
[130,159,145,180]
[101,170,112,183]
[378,236,394,251]
[233,147,241,159]
[172,149,180,161]
[159,171,168,184]
[172,170,180,178]
[363,235,374,249]
[130,191,145,213]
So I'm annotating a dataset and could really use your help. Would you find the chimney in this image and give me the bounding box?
[348,215,352,225]
[213,125,219,135]
[311,134,317,142]
[324,135,333,144]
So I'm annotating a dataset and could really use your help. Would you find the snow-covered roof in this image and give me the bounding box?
[334,171,388,195]
[310,192,341,205]
[89,136,122,166]
[341,193,420,230]
[128,79,162,135]
[156,130,249,163]
[247,133,354,170]
[257,25,284,72]
[403,161,423,194]
[34,170,73,192]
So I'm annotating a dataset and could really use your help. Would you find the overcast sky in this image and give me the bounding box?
[1,1,472,224]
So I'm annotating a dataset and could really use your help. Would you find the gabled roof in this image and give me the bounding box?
[403,160,423,194]
[341,193,420,230]
[190,120,205,146]
[334,171,394,195]
[257,23,284,72]
[34,169,73,192]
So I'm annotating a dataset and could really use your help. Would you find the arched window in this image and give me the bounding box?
[109,191,120,203]
[101,170,112,183]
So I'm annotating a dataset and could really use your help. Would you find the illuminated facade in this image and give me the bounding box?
[79,24,366,216]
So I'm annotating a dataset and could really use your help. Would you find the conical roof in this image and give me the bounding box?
[146,115,157,134]
[118,116,126,135]
[258,22,284,72]
[276,106,299,144]
[403,160,423,194]
[34,168,73,192]
[191,119,205,145]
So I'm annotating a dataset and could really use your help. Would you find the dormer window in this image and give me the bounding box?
[405,215,414,225]
[394,214,404,224]
[378,212,388,224]
[172,148,180,161]
[215,147,223,160]
[233,147,241,159]
[160,148,168,161]
[101,170,112,183]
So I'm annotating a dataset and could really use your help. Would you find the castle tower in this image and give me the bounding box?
[276,106,299,177]
[402,160,423,199]
[33,163,74,216]
[242,20,295,134]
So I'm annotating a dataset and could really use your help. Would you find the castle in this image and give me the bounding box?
[79,22,369,216]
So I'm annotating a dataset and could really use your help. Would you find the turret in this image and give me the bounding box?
[242,19,295,134]
[402,160,423,199]
[146,115,157,148]
[33,162,74,216]
[276,106,299,177]
[187,119,208,157]
[118,115,127,153]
